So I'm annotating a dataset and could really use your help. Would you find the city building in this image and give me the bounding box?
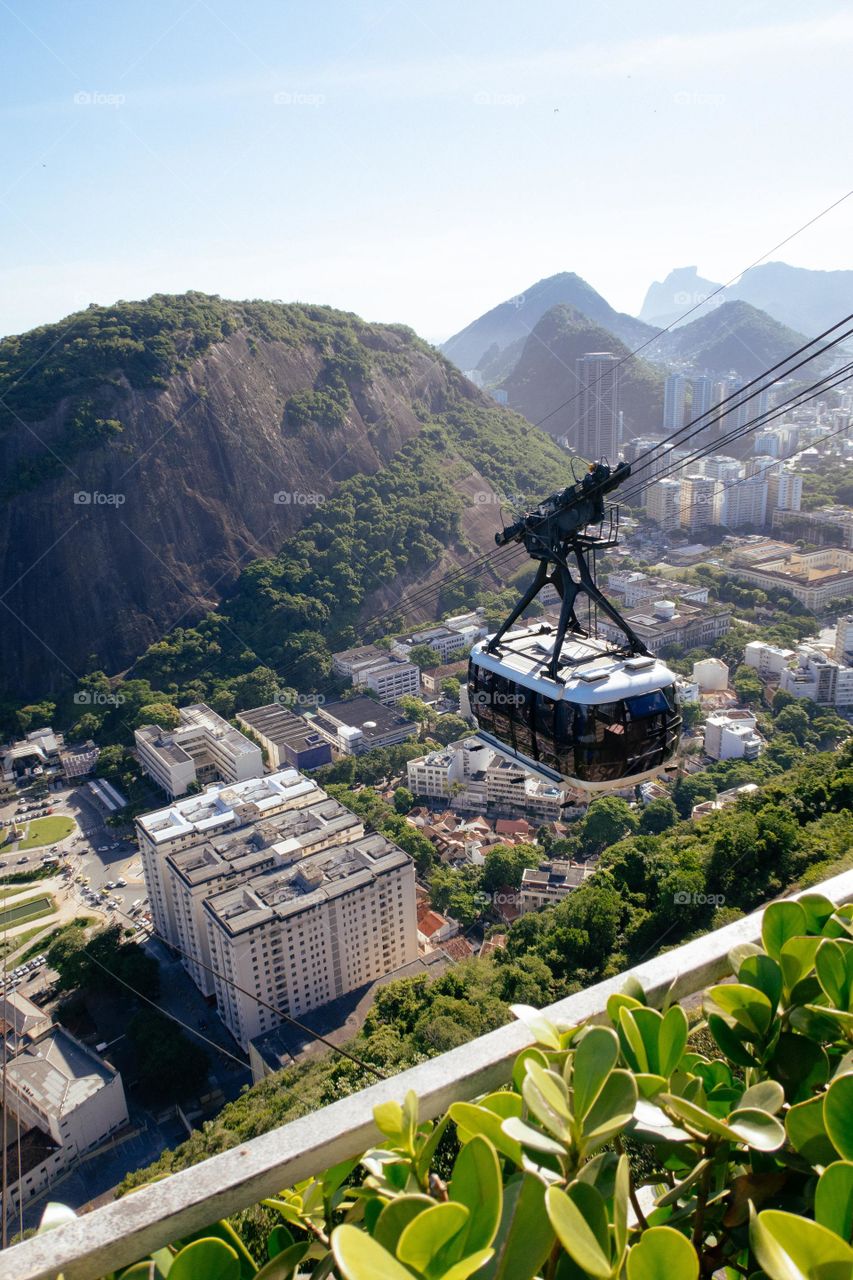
[692,657,729,691]
[691,375,715,422]
[700,455,742,483]
[574,352,621,460]
[406,738,568,822]
[518,861,596,913]
[621,435,666,504]
[703,710,762,761]
[135,704,263,799]
[767,468,803,514]
[744,641,796,679]
[236,704,332,772]
[0,991,51,1056]
[663,373,689,432]
[645,478,682,530]
[58,740,100,779]
[606,571,709,609]
[135,769,418,1051]
[1,727,63,783]
[394,625,476,663]
[771,506,853,548]
[1,1028,128,1220]
[680,474,719,534]
[331,645,421,705]
[597,599,732,656]
[780,646,853,708]
[715,473,768,530]
[307,697,418,756]
[419,660,469,697]
[729,545,853,609]
[835,615,853,664]
[692,782,760,820]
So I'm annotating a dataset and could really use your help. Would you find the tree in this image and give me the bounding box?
[432,713,470,746]
[408,645,442,671]
[681,701,703,730]
[774,703,811,746]
[579,796,638,855]
[732,665,764,707]
[398,696,431,726]
[393,786,414,815]
[673,773,718,819]
[482,842,541,895]
[16,701,56,733]
[441,677,461,701]
[136,701,180,729]
[638,797,678,835]
[771,688,798,716]
[127,1010,209,1104]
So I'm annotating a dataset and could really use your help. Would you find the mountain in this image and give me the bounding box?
[638,266,723,329]
[441,273,656,374]
[500,305,665,442]
[0,294,576,702]
[640,262,853,336]
[649,300,827,379]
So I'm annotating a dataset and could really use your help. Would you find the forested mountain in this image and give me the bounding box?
[500,304,665,439]
[640,262,853,336]
[0,294,575,702]
[648,299,826,379]
[441,272,655,374]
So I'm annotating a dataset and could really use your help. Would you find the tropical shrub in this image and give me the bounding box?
[36,890,853,1278]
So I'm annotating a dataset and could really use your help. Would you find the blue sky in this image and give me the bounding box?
[2,0,851,341]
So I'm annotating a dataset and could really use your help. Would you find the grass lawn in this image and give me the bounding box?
[17,917,93,963]
[0,923,45,960]
[0,894,56,929]
[3,815,76,852]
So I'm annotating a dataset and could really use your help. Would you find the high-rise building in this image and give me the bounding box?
[645,478,682,530]
[767,468,803,513]
[691,375,715,422]
[622,434,665,505]
[663,374,689,432]
[135,704,264,799]
[716,473,768,529]
[835,615,853,664]
[680,474,718,533]
[574,352,621,460]
[701,455,742,482]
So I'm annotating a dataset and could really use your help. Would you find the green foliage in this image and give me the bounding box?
[127,1009,209,1105]
[48,923,160,998]
[408,645,443,671]
[637,797,678,836]
[578,796,638,855]
[393,786,414,815]
[67,892,853,1277]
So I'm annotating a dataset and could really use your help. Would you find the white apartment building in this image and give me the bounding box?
[780,646,853,708]
[606,571,709,609]
[767,468,803,513]
[406,739,567,821]
[716,474,768,529]
[204,831,417,1050]
[135,703,263,798]
[835,615,853,664]
[701,455,742,483]
[645,478,682,530]
[136,770,322,943]
[704,710,762,761]
[394,625,475,663]
[744,641,796,678]
[135,770,418,1051]
[680,474,719,534]
[331,645,421,706]
[692,657,729,691]
[2,1029,128,1220]
[519,861,595,913]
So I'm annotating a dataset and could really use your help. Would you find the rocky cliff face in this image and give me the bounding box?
[0,300,492,698]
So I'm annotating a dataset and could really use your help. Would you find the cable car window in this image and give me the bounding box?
[625,690,671,719]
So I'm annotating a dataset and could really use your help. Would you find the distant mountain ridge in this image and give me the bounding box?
[649,300,827,380]
[640,262,853,336]
[441,273,656,373]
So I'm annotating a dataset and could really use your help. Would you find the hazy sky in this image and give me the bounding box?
[2,0,852,342]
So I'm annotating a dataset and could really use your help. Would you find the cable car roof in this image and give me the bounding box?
[470,629,677,705]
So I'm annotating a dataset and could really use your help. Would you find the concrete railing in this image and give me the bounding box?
[8,867,853,1280]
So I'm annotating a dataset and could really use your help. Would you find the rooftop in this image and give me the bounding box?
[6,1028,115,1119]
[311,697,417,738]
[236,703,330,753]
[136,770,319,846]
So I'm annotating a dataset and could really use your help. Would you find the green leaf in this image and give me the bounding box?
[450,1102,524,1165]
[168,1240,241,1280]
[739,1080,785,1114]
[255,1244,310,1280]
[658,1005,688,1077]
[332,1225,417,1280]
[762,900,808,959]
[705,983,774,1038]
[581,1069,638,1150]
[479,1092,523,1120]
[767,1031,828,1104]
[374,1196,434,1254]
[660,1093,739,1143]
[750,1207,853,1279]
[816,1161,853,1241]
[439,1250,495,1280]
[706,1013,758,1068]
[568,1182,610,1262]
[373,1100,405,1140]
[512,1047,549,1094]
[780,936,821,995]
[786,1094,840,1165]
[397,1202,470,1275]
[118,1266,157,1279]
[267,1226,294,1259]
[618,1007,650,1074]
[572,1026,619,1118]
[613,1154,630,1260]
[478,1173,554,1280]
[416,1113,452,1183]
[449,1135,503,1252]
[510,1004,562,1049]
[621,974,648,1004]
[739,953,783,1012]
[816,940,853,1010]
[799,893,838,933]
[625,1226,699,1280]
[825,1073,853,1159]
[606,992,644,1025]
[726,1107,786,1152]
[502,1115,567,1155]
[524,1060,571,1130]
[545,1185,612,1279]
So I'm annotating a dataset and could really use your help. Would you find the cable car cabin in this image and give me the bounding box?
[468,628,681,791]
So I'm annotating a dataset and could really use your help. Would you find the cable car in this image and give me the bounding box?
[468,460,682,791]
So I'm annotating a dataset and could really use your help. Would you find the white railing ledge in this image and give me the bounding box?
[7,868,853,1280]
